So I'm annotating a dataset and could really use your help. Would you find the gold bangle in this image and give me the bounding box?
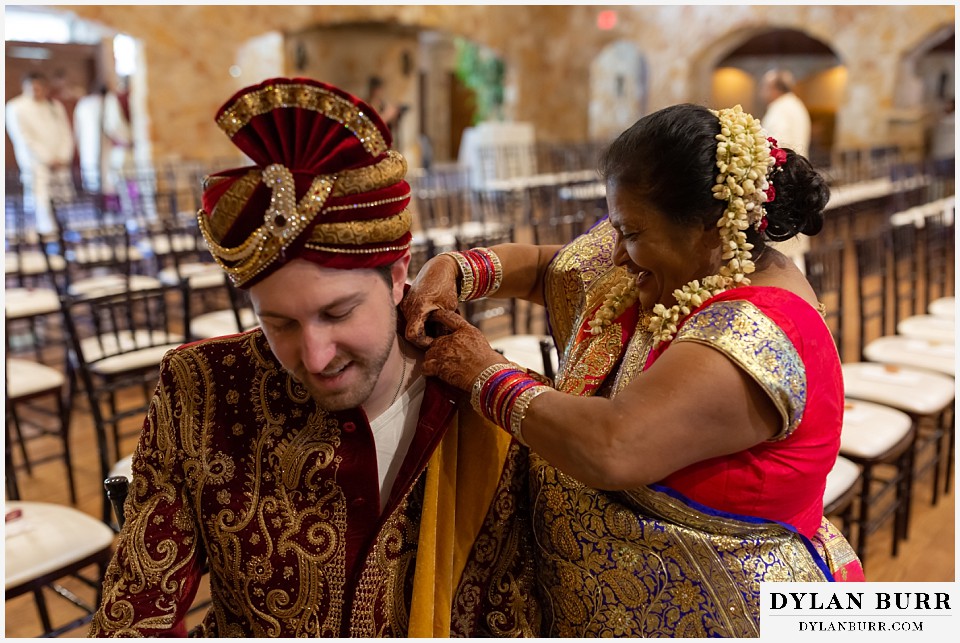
[439,251,475,301]
[470,362,516,414]
[509,385,551,445]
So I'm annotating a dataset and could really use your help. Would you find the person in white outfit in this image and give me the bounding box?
[74,83,133,196]
[6,72,76,232]
[760,69,811,159]
[760,69,813,271]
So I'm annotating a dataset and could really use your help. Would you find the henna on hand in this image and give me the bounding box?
[401,255,461,349]
[421,309,506,390]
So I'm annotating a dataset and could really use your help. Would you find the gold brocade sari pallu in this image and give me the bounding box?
[534,218,837,637]
[530,456,830,638]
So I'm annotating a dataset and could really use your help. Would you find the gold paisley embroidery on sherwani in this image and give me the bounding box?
[89,330,539,637]
[532,219,843,637]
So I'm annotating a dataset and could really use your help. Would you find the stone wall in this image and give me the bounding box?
[61,4,954,162]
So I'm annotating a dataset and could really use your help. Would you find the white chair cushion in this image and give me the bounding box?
[896,315,955,344]
[185,268,229,290]
[863,335,954,377]
[80,330,183,374]
[68,274,162,299]
[109,454,134,481]
[928,297,955,319]
[5,251,65,275]
[4,501,116,590]
[412,221,508,253]
[6,358,65,398]
[190,308,259,339]
[490,334,557,375]
[158,264,223,288]
[823,455,860,507]
[840,398,914,459]
[72,244,144,264]
[4,287,60,319]
[842,362,954,416]
[144,234,198,256]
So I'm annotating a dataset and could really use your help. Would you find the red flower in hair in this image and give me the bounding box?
[767,137,787,166]
[758,217,769,233]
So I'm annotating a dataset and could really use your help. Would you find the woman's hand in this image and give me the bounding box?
[401,254,461,349]
[421,309,506,390]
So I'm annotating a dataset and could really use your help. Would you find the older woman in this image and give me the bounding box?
[403,103,864,637]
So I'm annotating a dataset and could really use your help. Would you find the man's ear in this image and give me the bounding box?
[391,252,412,305]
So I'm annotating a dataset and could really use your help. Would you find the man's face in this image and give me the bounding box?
[760,74,779,106]
[249,257,408,411]
[25,79,49,101]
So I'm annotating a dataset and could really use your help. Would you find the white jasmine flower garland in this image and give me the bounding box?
[590,105,776,345]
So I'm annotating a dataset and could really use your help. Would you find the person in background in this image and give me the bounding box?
[760,68,812,158]
[88,77,539,637]
[73,81,132,197]
[5,71,76,232]
[367,75,404,132]
[403,103,864,637]
[50,67,84,118]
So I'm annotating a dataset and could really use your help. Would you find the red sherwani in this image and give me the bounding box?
[89,330,539,637]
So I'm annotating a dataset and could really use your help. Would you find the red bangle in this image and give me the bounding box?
[474,365,548,444]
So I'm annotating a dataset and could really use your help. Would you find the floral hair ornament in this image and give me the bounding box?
[758,136,787,232]
[589,105,777,345]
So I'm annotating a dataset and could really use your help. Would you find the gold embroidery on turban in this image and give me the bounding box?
[216,82,388,156]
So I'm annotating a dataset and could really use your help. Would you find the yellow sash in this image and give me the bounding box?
[408,410,514,637]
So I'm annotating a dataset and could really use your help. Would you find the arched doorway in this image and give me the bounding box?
[711,28,841,166]
[282,22,504,168]
[588,40,647,142]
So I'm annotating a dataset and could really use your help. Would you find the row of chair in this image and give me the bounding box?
[823,146,953,189]
[804,204,955,569]
[5,182,258,634]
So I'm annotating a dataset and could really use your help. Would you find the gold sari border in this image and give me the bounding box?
[672,299,807,439]
[545,217,623,377]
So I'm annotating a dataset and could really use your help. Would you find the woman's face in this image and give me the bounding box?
[606,181,720,311]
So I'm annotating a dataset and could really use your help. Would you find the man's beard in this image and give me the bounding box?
[291,311,397,412]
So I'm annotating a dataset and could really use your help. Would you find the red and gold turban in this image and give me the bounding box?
[198,77,412,288]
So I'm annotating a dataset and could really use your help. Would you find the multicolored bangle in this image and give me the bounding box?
[510,385,551,444]
[470,362,551,445]
[439,247,503,302]
[471,362,515,412]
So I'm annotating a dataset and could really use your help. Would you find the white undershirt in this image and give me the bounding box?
[368,374,426,511]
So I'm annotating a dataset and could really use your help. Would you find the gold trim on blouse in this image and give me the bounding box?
[672,299,807,439]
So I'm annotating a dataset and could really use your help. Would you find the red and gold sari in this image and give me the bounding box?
[532,219,864,637]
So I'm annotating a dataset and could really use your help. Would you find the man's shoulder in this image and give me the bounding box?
[782,93,810,113]
[165,328,271,368]
[6,95,27,111]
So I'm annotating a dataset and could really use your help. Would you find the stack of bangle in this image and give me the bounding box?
[471,363,552,445]
[440,247,503,302]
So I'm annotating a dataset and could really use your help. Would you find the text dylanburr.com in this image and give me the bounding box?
[760,582,955,639]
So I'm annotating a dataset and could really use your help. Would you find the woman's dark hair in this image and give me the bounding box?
[598,103,829,248]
